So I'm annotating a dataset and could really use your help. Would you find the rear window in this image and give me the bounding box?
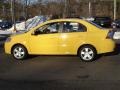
[87,21,103,29]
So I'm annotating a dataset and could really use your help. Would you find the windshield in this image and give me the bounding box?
[86,21,103,29]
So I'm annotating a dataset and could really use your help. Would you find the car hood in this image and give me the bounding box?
[10,31,26,37]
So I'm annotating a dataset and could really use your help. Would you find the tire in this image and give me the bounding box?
[12,45,28,60]
[78,45,97,62]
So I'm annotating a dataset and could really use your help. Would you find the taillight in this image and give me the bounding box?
[106,30,114,39]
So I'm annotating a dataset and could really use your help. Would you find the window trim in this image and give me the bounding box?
[34,22,63,35]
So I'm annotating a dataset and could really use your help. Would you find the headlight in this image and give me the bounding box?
[5,37,11,42]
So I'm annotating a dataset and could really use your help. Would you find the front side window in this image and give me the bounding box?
[34,22,61,35]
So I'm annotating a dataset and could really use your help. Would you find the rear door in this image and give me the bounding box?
[59,21,87,54]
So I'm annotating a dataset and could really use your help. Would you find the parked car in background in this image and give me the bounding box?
[0,19,2,22]
[86,17,112,28]
[0,21,12,30]
[4,19,115,62]
[112,19,120,28]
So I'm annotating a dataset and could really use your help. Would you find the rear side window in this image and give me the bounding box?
[62,22,87,33]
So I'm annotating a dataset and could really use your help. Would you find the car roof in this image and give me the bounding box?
[44,18,85,23]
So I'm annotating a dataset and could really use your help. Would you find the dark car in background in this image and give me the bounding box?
[85,17,112,28]
[112,19,120,28]
[0,21,12,30]
[91,17,112,28]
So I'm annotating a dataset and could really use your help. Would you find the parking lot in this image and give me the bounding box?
[0,40,120,90]
[0,0,120,89]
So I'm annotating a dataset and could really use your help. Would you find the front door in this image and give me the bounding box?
[29,22,61,54]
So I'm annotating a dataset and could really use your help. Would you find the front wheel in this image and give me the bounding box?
[78,45,97,62]
[12,45,28,60]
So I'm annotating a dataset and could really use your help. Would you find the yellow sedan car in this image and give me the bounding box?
[4,19,115,62]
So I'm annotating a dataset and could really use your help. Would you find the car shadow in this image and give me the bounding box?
[29,55,40,59]
[26,55,77,59]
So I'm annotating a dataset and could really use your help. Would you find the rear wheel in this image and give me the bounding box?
[12,45,28,60]
[78,45,97,62]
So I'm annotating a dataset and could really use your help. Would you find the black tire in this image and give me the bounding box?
[78,45,97,62]
[12,45,28,60]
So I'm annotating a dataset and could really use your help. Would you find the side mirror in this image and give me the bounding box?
[31,31,35,35]
[31,31,38,35]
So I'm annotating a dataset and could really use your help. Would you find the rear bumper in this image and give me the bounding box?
[98,39,115,54]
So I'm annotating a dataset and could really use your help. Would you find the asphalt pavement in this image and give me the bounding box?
[1,41,120,90]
